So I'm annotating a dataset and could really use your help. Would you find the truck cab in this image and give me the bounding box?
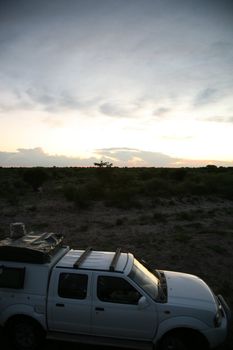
[48,248,158,341]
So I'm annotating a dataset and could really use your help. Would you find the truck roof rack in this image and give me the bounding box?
[73,247,92,269]
[0,230,64,264]
[109,248,121,271]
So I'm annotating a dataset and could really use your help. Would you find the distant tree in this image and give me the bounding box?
[94,161,113,168]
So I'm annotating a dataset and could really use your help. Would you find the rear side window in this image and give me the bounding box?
[58,273,88,299]
[0,266,25,289]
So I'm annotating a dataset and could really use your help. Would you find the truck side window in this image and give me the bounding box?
[0,266,25,289]
[97,276,141,304]
[58,273,88,299]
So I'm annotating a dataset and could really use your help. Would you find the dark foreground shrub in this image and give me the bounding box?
[23,168,49,191]
[63,184,90,209]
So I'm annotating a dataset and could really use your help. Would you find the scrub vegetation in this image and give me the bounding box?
[0,165,233,349]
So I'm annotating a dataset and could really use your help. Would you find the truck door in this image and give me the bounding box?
[91,273,158,340]
[47,269,92,334]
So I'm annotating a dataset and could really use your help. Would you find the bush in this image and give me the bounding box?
[169,168,187,181]
[63,184,90,209]
[23,168,49,191]
[143,177,173,197]
[105,187,141,209]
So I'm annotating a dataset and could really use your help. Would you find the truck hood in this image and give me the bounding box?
[164,270,216,310]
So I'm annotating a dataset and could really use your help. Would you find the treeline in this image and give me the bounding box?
[0,166,233,208]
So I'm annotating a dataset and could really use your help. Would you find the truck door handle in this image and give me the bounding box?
[56,303,65,307]
[95,307,104,311]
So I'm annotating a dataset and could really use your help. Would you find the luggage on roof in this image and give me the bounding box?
[0,223,64,264]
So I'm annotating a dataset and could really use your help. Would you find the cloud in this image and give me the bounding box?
[0,87,94,115]
[193,83,233,117]
[99,101,138,118]
[153,107,170,118]
[177,158,233,167]
[1,0,232,119]
[0,147,180,167]
[0,89,33,112]
[94,148,180,167]
[0,147,233,167]
[99,100,172,120]
[203,115,233,123]
[0,0,233,165]
[193,88,218,107]
[0,148,96,167]
[25,88,84,112]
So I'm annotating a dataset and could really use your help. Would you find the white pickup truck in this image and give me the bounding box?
[0,223,231,350]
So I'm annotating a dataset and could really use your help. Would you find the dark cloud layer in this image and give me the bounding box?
[95,148,179,166]
[0,147,179,167]
[0,148,95,167]
[0,0,233,115]
[0,147,232,168]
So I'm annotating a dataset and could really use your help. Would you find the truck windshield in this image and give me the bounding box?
[129,259,159,300]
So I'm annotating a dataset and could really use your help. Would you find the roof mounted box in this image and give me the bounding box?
[0,224,64,264]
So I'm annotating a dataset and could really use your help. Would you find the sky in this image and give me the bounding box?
[0,0,233,167]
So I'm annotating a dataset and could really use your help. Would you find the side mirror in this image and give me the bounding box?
[138,296,149,310]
